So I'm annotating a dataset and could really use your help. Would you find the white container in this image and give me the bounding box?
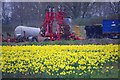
[14,26,40,37]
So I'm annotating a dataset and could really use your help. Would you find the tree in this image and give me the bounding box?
[2,2,12,24]
[109,2,120,14]
[63,2,95,19]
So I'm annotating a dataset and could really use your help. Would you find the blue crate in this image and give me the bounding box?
[102,20,120,33]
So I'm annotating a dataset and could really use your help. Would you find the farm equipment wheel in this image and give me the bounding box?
[32,37,38,42]
[16,35,23,42]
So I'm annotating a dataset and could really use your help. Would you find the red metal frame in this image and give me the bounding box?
[43,7,65,41]
[42,6,83,41]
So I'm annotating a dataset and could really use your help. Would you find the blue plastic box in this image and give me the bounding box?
[102,20,120,33]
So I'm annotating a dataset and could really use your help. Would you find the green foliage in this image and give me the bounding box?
[2,39,120,46]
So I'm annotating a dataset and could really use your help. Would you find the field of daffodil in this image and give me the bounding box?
[1,44,120,78]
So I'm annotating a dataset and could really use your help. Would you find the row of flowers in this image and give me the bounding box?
[1,44,119,77]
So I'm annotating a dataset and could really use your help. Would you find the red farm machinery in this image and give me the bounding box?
[2,5,83,43]
[40,5,81,41]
